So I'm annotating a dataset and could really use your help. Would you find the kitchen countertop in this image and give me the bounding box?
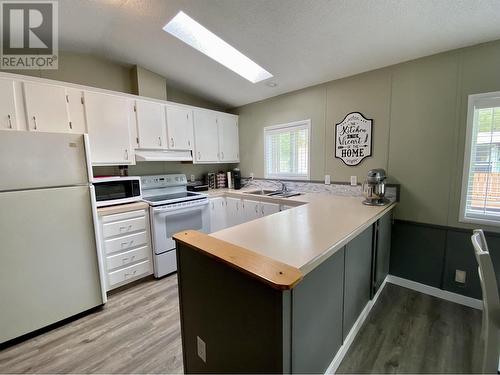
[201,187,396,276]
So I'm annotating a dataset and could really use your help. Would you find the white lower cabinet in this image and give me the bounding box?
[261,201,280,216]
[209,197,227,232]
[242,199,261,222]
[97,207,153,291]
[209,196,282,232]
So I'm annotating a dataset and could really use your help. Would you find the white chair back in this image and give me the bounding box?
[471,229,500,374]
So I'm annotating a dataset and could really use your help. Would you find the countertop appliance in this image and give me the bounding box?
[141,174,210,277]
[362,168,390,206]
[187,180,208,192]
[0,132,105,344]
[92,176,142,207]
[233,168,242,190]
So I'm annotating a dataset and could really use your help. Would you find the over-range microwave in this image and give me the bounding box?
[93,176,142,207]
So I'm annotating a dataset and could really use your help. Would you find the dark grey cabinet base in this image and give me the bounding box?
[175,211,393,373]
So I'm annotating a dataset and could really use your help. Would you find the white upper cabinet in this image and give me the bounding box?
[166,104,194,150]
[135,100,167,149]
[218,114,239,162]
[193,110,219,163]
[0,78,18,130]
[65,88,86,134]
[24,82,70,133]
[84,91,134,165]
[0,72,239,165]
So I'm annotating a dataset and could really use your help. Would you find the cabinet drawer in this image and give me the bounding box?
[104,231,148,255]
[108,260,151,287]
[102,216,146,238]
[106,246,150,271]
[101,209,146,223]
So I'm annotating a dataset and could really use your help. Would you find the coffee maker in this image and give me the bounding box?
[233,168,242,190]
[362,169,390,206]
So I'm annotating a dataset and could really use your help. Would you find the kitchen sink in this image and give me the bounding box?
[245,189,279,195]
[245,189,301,198]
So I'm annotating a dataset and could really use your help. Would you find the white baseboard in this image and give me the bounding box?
[325,276,388,374]
[386,275,483,310]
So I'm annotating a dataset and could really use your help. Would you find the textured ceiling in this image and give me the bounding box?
[59,0,500,108]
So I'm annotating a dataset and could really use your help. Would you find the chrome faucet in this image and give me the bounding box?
[278,180,288,192]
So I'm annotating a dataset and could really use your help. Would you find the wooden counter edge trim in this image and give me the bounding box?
[173,230,303,290]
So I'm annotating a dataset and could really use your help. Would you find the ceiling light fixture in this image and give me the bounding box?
[163,11,273,84]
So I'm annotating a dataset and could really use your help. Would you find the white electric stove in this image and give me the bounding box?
[141,174,210,277]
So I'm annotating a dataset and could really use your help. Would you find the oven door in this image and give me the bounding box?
[151,199,210,256]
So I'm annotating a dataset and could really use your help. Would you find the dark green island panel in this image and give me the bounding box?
[174,211,393,373]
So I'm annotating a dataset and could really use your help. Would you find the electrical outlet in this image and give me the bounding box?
[350,176,357,186]
[325,174,331,185]
[190,174,195,182]
[197,336,206,363]
[455,270,466,284]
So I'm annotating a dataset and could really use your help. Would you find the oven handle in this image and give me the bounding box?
[152,199,209,214]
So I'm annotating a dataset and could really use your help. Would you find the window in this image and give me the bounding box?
[460,92,500,225]
[264,120,310,180]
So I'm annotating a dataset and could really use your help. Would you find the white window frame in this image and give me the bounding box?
[263,119,311,180]
[460,91,500,226]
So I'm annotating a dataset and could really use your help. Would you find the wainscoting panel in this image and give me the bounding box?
[390,220,500,299]
[443,230,481,299]
[390,221,446,288]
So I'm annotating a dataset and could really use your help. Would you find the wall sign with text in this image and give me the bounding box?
[335,112,373,166]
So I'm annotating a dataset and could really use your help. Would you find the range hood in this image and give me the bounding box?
[135,150,193,162]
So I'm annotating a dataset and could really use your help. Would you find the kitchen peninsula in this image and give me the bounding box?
[173,191,396,373]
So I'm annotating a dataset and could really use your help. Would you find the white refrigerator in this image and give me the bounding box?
[0,131,105,344]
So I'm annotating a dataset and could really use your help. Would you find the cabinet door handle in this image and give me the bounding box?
[255,205,258,213]
[69,121,72,130]
[125,270,138,278]
[188,140,191,147]
[119,224,132,232]
[7,114,12,129]
[158,136,162,146]
[33,116,37,130]
[125,149,129,160]
[170,137,174,147]
[261,206,265,215]
[221,151,224,160]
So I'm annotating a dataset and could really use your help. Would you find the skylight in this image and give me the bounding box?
[163,11,273,84]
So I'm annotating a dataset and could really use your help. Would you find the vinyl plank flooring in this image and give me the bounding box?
[338,283,483,374]
[0,275,183,374]
[0,277,483,374]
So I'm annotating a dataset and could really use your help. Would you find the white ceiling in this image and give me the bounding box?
[59,0,500,108]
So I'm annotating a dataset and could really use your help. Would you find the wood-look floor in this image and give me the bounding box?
[0,275,183,374]
[0,277,483,374]
[338,283,483,374]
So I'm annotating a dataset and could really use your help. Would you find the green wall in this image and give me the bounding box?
[234,40,500,230]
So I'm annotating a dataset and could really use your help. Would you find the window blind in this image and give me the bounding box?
[264,120,310,179]
[462,94,500,224]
